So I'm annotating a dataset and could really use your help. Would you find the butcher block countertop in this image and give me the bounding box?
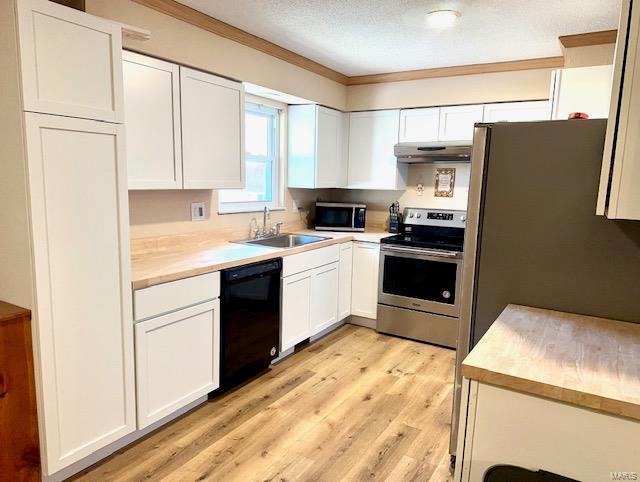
[131,230,391,290]
[462,304,640,421]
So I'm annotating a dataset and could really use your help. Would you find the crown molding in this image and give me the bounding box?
[346,57,565,86]
[559,30,618,48]
[132,0,349,84]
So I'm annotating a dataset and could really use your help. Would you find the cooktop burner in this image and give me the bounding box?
[382,208,467,253]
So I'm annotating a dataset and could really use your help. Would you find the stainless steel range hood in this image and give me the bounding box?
[394,141,472,163]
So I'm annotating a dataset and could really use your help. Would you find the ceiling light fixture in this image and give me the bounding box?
[425,9,460,29]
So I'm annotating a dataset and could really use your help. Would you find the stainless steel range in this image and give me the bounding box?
[377,208,466,348]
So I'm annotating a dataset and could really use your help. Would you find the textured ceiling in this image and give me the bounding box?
[176,0,621,76]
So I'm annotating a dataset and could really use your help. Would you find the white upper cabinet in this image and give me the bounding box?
[399,107,440,142]
[288,105,348,188]
[552,66,613,120]
[24,113,135,474]
[483,101,552,122]
[16,0,124,123]
[438,104,485,141]
[123,51,182,189]
[598,0,640,221]
[180,66,245,189]
[347,109,407,190]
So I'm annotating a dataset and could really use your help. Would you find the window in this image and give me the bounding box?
[219,102,281,213]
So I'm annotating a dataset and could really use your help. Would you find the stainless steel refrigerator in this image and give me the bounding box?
[450,119,640,456]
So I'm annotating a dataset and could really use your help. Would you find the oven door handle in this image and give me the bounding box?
[381,245,461,259]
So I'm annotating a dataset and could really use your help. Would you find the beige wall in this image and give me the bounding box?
[86,0,347,110]
[314,163,470,229]
[347,69,554,111]
[563,43,616,68]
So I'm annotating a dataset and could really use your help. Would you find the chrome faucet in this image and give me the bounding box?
[262,205,270,234]
[249,207,283,239]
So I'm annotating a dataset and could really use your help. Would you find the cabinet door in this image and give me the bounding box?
[287,104,317,188]
[135,300,220,429]
[338,242,353,320]
[598,1,640,220]
[310,262,340,335]
[316,107,346,188]
[348,110,405,189]
[123,51,182,189]
[483,101,551,122]
[24,113,134,474]
[180,67,245,189]
[17,0,124,122]
[439,105,485,141]
[281,270,312,351]
[399,107,440,142]
[552,66,613,120]
[351,242,380,319]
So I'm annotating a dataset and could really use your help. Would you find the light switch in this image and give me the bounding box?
[191,202,206,221]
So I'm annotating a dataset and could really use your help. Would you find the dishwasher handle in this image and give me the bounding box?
[223,258,282,283]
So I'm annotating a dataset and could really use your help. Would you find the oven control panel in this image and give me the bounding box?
[403,208,467,228]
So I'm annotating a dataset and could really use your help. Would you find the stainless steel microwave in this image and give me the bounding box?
[315,202,366,232]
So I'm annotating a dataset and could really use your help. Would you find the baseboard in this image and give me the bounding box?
[44,396,208,482]
[349,315,377,330]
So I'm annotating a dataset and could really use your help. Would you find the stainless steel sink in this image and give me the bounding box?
[237,233,330,248]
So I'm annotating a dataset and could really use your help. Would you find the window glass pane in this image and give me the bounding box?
[219,102,278,209]
[221,160,272,203]
[245,112,269,157]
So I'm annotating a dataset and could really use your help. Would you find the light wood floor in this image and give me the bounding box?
[75,325,456,482]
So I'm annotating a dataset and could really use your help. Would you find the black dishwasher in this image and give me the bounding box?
[219,258,281,390]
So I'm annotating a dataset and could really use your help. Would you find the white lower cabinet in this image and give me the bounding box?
[135,300,220,428]
[281,246,340,351]
[338,242,353,320]
[351,242,380,319]
[459,382,640,482]
[281,270,313,351]
[310,262,340,334]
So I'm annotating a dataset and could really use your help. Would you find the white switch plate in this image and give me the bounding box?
[191,202,206,221]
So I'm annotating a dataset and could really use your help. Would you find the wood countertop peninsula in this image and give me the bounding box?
[462,304,640,421]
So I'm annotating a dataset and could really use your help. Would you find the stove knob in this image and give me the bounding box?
[416,213,422,218]
[460,215,467,222]
[409,213,414,218]
[442,290,451,299]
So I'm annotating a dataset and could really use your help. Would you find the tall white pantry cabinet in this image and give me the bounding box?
[0,0,135,476]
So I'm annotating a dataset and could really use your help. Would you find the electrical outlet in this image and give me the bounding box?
[416,183,424,196]
[191,202,206,221]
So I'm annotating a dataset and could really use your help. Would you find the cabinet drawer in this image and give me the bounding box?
[134,272,220,321]
[282,244,340,277]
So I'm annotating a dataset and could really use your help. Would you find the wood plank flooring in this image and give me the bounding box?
[74,325,456,482]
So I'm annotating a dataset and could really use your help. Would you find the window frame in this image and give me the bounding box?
[218,101,283,214]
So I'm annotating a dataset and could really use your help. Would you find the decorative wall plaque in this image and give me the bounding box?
[434,168,456,198]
